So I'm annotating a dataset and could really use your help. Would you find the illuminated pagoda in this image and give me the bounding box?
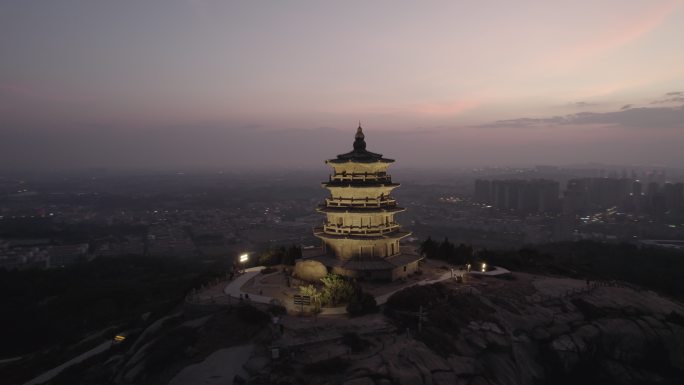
[310,124,423,280]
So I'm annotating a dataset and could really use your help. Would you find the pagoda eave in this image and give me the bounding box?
[326,158,395,164]
[316,206,406,214]
[321,182,400,188]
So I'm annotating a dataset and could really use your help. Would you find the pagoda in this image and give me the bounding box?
[310,124,423,281]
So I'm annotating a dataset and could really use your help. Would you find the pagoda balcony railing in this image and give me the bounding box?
[325,196,397,208]
[320,222,401,236]
[329,172,391,183]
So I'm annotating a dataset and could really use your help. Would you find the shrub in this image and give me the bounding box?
[347,291,378,317]
[319,274,356,306]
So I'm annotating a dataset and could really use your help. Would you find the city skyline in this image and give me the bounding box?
[2,1,684,169]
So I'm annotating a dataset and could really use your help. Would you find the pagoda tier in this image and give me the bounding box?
[308,125,423,281]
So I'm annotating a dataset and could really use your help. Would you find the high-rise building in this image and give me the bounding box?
[310,125,422,280]
[478,179,559,214]
[663,182,684,212]
[562,177,633,213]
[474,179,491,204]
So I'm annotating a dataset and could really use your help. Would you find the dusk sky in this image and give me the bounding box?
[2,0,684,170]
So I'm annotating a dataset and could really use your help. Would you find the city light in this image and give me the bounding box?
[239,253,249,263]
[481,262,487,272]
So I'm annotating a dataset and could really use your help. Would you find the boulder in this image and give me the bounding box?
[293,259,328,282]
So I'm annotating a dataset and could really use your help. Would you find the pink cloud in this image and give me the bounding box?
[543,0,682,71]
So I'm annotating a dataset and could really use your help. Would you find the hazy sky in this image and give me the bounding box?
[1,1,684,170]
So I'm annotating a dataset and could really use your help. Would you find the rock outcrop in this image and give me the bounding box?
[324,274,684,385]
[293,259,328,282]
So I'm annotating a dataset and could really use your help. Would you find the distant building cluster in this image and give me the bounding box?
[563,178,684,215]
[0,174,321,270]
[474,179,560,214]
[0,240,88,270]
[474,177,684,216]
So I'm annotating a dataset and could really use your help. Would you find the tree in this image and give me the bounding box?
[419,237,438,258]
[421,236,474,266]
[347,290,378,316]
[282,244,302,266]
[437,238,455,261]
[258,249,277,265]
[260,244,301,266]
[452,243,474,265]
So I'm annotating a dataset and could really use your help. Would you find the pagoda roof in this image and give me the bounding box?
[327,125,394,164]
[385,253,424,267]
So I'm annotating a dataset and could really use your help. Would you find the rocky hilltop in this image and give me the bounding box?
[29,272,684,385]
[256,273,684,385]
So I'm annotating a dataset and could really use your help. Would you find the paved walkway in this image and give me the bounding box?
[375,270,452,305]
[223,266,273,304]
[223,265,458,309]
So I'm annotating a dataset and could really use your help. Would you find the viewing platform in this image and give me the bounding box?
[313,227,411,241]
[320,222,401,236]
[323,196,398,209]
[329,172,392,183]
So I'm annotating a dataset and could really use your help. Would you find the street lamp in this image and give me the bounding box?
[239,253,249,263]
[481,262,487,272]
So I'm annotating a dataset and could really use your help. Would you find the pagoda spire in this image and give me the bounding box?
[354,123,366,151]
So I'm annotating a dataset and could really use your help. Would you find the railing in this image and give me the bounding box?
[325,196,397,208]
[321,222,401,236]
[329,172,391,183]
